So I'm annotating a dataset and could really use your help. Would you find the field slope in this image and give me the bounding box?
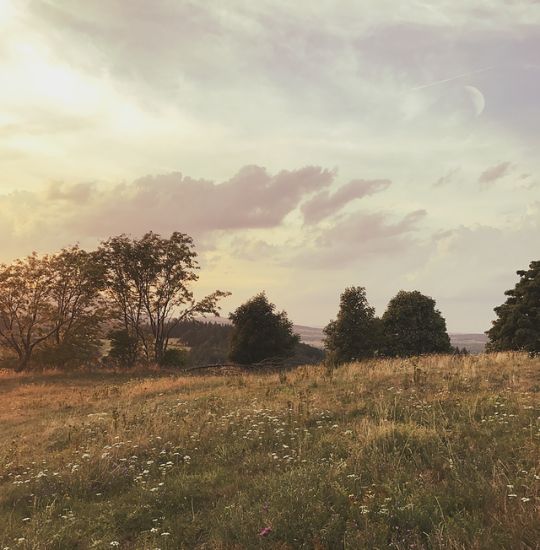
[1,354,539,549]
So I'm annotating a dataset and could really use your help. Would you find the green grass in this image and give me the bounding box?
[0,353,539,549]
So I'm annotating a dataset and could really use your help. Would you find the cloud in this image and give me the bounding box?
[478,161,512,186]
[47,182,95,202]
[434,168,460,187]
[298,209,428,268]
[69,165,335,238]
[0,165,337,259]
[301,179,391,223]
[405,201,540,329]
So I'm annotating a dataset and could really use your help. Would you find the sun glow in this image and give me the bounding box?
[0,0,17,27]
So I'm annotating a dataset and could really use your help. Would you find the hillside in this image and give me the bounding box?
[1,353,538,548]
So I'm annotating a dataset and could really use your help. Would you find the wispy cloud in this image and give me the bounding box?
[478,162,513,186]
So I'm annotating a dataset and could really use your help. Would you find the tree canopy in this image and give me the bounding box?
[323,286,379,365]
[228,293,299,364]
[0,232,229,370]
[381,290,452,357]
[486,260,540,353]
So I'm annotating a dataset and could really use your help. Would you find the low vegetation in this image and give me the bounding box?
[1,353,538,549]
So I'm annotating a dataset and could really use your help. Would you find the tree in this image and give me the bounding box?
[486,260,540,353]
[229,293,299,364]
[323,286,379,365]
[0,248,106,371]
[99,232,229,365]
[381,290,452,357]
[0,254,57,371]
[107,329,139,367]
[42,245,106,367]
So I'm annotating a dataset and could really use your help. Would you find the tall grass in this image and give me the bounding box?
[0,353,538,549]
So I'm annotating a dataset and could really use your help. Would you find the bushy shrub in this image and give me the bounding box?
[159,348,188,368]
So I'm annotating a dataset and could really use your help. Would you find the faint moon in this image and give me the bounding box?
[464,85,485,116]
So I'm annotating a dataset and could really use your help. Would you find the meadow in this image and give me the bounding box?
[0,353,539,549]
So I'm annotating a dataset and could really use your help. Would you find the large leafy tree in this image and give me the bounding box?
[0,248,106,371]
[486,261,540,353]
[229,293,299,364]
[0,254,59,371]
[381,290,452,357]
[323,286,379,365]
[44,245,106,366]
[99,232,229,365]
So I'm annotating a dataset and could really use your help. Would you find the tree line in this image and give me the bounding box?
[0,232,228,371]
[230,288,456,368]
[0,231,537,371]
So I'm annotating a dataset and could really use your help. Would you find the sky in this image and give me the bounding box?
[0,0,539,332]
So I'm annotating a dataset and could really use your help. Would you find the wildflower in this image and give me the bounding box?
[258,526,272,537]
[110,543,120,547]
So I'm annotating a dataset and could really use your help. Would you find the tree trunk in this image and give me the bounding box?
[14,350,31,372]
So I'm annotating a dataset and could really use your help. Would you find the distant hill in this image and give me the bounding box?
[449,333,488,354]
[198,317,488,354]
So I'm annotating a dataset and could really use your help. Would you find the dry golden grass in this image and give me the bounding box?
[0,353,539,549]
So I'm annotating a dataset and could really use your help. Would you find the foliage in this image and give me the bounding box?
[159,348,189,368]
[486,260,540,353]
[0,253,60,371]
[1,353,538,549]
[48,246,106,347]
[293,341,325,364]
[0,248,105,371]
[168,320,323,366]
[34,328,102,369]
[229,293,299,364]
[107,329,140,368]
[168,320,233,365]
[323,286,379,365]
[381,290,452,356]
[99,232,230,365]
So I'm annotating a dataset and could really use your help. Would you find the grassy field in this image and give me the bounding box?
[0,354,539,549]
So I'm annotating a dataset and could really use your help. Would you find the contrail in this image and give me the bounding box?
[409,66,494,91]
